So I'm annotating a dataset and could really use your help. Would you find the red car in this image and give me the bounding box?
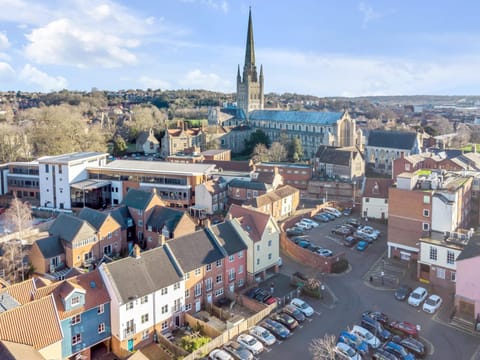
[388,320,419,338]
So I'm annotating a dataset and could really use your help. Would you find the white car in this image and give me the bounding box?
[249,325,276,346]
[237,333,264,355]
[209,349,234,360]
[300,218,320,227]
[408,286,428,307]
[351,325,381,349]
[335,342,362,360]
[423,294,443,314]
[295,221,312,230]
[290,298,314,317]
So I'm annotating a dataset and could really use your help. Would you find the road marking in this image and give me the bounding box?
[314,311,322,316]
[264,347,272,352]
[470,343,480,360]
[419,336,435,356]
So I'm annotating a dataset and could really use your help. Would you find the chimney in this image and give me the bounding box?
[134,244,141,259]
[151,187,157,195]
[204,218,211,228]
[226,213,233,221]
[274,166,279,176]
[158,233,166,246]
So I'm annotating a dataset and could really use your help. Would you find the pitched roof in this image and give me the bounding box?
[136,129,159,145]
[274,185,299,198]
[315,146,351,166]
[209,221,247,256]
[227,204,270,242]
[48,214,96,243]
[249,110,343,125]
[249,192,281,208]
[456,234,480,262]
[102,246,183,303]
[0,278,45,305]
[228,178,269,191]
[254,172,276,185]
[0,341,46,360]
[146,206,185,233]
[367,130,418,150]
[34,235,63,259]
[78,207,111,231]
[203,160,253,172]
[0,295,63,350]
[363,178,394,199]
[166,229,224,273]
[110,206,130,230]
[122,188,156,210]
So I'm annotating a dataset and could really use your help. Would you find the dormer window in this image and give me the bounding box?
[71,296,80,306]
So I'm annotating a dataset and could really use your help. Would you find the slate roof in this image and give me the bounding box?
[249,110,343,125]
[166,229,224,273]
[367,130,418,150]
[102,246,183,303]
[204,160,253,172]
[315,146,351,166]
[122,188,155,210]
[456,234,480,261]
[229,179,268,191]
[0,295,63,350]
[34,235,63,259]
[110,206,130,230]
[146,206,185,233]
[78,207,110,231]
[48,214,96,243]
[220,107,246,120]
[136,130,159,145]
[209,221,247,256]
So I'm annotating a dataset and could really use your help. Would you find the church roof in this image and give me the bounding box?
[367,130,417,150]
[249,110,343,125]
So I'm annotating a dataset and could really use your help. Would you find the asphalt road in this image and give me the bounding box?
[256,214,480,360]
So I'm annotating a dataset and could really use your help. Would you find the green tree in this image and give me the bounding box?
[244,129,270,155]
[289,137,304,162]
[113,135,128,155]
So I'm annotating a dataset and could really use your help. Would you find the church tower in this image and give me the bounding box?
[236,8,264,119]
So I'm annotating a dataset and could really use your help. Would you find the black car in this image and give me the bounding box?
[362,310,389,325]
[254,289,272,303]
[372,348,400,360]
[286,227,305,236]
[282,304,306,323]
[245,287,260,298]
[291,236,309,244]
[270,313,299,331]
[392,335,427,358]
[343,236,358,247]
[261,319,290,340]
[394,285,413,301]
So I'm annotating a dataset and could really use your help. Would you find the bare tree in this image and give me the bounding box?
[268,142,288,162]
[252,143,269,163]
[309,333,338,360]
[3,194,33,282]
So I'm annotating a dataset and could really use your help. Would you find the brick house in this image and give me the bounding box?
[254,162,312,190]
[29,235,66,275]
[228,179,270,203]
[246,184,300,221]
[201,149,231,161]
[194,178,229,215]
[314,146,364,180]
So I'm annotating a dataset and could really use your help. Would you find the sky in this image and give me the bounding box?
[1,0,480,96]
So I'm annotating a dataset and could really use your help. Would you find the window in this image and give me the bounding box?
[206,264,212,272]
[185,289,190,298]
[238,279,244,287]
[184,272,190,280]
[238,251,243,259]
[365,198,370,203]
[216,259,222,267]
[141,313,149,323]
[174,298,181,312]
[215,288,224,297]
[229,255,234,262]
[161,305,168,314]
[71,296,80,306]
[138,210,143,216]
[98,323,105,333]
[205,278,213,291]
[140,295,148,304]
[256,245,260,251]
[429,246,438,261]
[229,268,235,281]
[268,253,272,260]
[138,220,143,226]
[216,275,222,284]
[126,301,134,310]
[451,272,456,282]
[423,195,430,204]
[238,265,243,274]
[161,287,168,295]
[447,251,455,265]
[45,164,49,173]
[142,330,149,340]
[256,258,260,265]
[423,223,430,231]
[174,282,180,290]
[195,268,201,276]
[161,321,168,330]
[104,244,112,255]
[437,268,446,279]
[423,209,430,217]
[71,314,81,325]
[97,304,104,314]
[72,334,81,346]
[194,283,202,297]
[185,303,192,311]
[268,240,272,247]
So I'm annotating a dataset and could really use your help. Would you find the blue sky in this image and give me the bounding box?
[0,0,479,96]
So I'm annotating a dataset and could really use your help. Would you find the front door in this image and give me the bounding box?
[207,294,212,304]
[195,300,201,312]
[175,315,180,327]
[127,338,134,352]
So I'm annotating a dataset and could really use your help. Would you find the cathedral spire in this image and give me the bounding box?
[244,7,255,68]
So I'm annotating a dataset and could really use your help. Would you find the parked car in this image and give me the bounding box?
[356,240,369,251]
[324,206,342,217]
[344,236,358,247]
[291,235,310,244]
[316,248,333,257]
[300,218,320,227]
[351,325,381,349]
[354,230,376,243]
[391,335,427,358]
[335,341,362,360]
[383,341,415,360]
[337,331,370,356]
[332,226,352,236]
[270,313,299,331]
[290,298,314,317]
[387,321,419,338]
[245,287,261,299]
[286,227,305,236]
[297,240,312,249]
[249,325,276,346]
[295,222,311,230]
[209,349,234,360]
[362,311,389,325]
[307,244,322,253]
[342,207,353,216]
[236,334,264,355]
[323,212,337,220]
[407,287,428,307]
[347,218,361,227]
[223,341,253,360]
[261,319,290,340]
[282,304,306,322]
[372,348,400,360]
[422,294,443,314]
[313,213,330,222]
[361,314,392,341]
[359,225,380,237]
[394,285,413,301]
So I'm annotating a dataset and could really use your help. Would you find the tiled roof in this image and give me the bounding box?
[0,278,44,305]
[229,179,268,191]
[78,207,110,231]
[315,146,351,166]
[122,188,155,210]
[34,235,63,259]
[367,130,417,150]
[209,221,247,256]
[227,204,270,242]
[254,172,276,185]
[48,214,96,244]
[0,340,46,360]
[249,110,343,125]
[274,185,299,198]
[146,206,185,233]
[166,229,224,273]
[102,246,183,303]
[0,295,63,350]
[249,192,281,208]
[363,178,394,199]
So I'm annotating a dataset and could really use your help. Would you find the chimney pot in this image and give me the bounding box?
[134,244,141,259]
[159,234,166,246]
[204,218,211,228]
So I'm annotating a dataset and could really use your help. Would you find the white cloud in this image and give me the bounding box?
[358,2,382,29]
[0,33,9,50]
[179,69,231,91]
[138,76,171,90]
[178,0,229,13]
[19,64,67,91]
[0,62,15,81]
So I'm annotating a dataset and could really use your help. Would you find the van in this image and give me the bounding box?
[324,207,342,217]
